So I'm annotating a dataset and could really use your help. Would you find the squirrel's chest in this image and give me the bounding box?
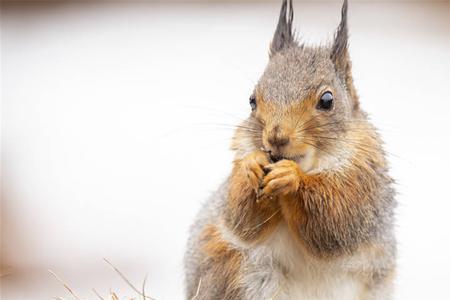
[241,223,363,300]
[275,273,361,300]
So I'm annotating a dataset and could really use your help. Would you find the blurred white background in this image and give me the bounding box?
[1,1,449,299]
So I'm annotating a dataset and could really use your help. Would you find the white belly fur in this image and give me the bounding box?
[240,223,363,300]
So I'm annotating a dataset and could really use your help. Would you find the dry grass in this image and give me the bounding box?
[50,258,280,299]
[50,258,201,300]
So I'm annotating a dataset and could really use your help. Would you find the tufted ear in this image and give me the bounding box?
[331,0,350,76]
[270,0,296,56]
[331,0,359,110]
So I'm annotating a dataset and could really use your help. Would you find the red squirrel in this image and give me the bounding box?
[184,1,396,299]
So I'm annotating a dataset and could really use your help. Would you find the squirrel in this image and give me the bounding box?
[184,1,396,299]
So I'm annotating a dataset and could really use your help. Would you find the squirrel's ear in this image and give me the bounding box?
[270,0,296,57]
[331,0,359,110]
[331,0,350,75]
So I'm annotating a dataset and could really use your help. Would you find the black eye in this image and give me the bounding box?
[249,95,257,111]
[317,91,333,111]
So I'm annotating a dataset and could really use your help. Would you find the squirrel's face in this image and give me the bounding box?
[242,0,361,172]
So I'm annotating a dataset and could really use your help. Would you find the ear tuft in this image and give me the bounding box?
[270,0,296,56]
[331,0,359,110]
[331,0,349,71]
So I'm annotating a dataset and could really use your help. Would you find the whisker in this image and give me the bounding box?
[297,119,370,134]
[296,115,319,132]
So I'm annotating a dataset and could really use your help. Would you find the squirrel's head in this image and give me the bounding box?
[236,0,369,173]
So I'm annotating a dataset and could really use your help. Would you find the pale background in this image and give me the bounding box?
[1,1,449,299]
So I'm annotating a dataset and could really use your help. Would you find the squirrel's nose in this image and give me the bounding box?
[267,126,290,148]
[268,135,290,148]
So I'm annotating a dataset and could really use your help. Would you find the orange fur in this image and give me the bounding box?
[200,225,243,299]
[278,133,388,258]
[223,151,282,244]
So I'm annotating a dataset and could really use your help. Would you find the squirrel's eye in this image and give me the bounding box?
[317,91,333,111]
[249,95,257,111]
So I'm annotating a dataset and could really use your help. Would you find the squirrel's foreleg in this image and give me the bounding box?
[278,164,386,257]
[222,151,282,244]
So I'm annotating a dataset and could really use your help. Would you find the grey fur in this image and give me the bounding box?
[270,0,296,56]
[331,0,349,65]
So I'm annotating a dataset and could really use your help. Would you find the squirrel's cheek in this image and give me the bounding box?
[296,147,317,174]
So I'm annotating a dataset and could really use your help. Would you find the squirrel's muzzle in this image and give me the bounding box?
[266,125,291,152]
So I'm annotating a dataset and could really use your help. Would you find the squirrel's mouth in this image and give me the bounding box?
[269,154,284,163]
[269,153,305,163]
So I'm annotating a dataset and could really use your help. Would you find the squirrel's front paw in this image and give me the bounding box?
[259,159,302,199]
[240,151,270,193]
